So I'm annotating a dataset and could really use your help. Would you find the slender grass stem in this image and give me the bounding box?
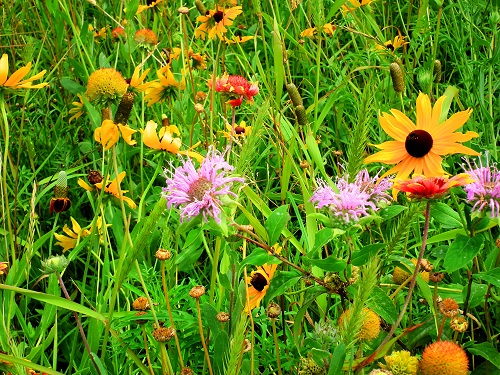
[195,298,214,375]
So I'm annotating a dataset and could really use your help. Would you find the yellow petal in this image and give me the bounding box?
[78,178,95,192]
[118,124,137,146]
[432,109,473,139]
[0,54,9,86]
[70,217,82,234]
[4,62,31,87]
[416,92,432,131]
[142,120,162,149]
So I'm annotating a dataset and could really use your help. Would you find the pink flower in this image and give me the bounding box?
[213,74,259,107]
[163,147,244,223]
[463,157,500,217]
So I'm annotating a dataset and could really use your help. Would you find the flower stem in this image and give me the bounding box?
[141,326,155,375]
[271,319,283,375]
[195,298,214,375]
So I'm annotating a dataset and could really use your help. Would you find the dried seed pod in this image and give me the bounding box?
[189,285,206,298]
[390,62,404,93]
[115,92,135,125]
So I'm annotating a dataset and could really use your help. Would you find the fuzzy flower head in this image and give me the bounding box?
[382,350,418,375]
[419,341,468,375]
[212,73,259,107]
[162,147,244,223]
[463,157,500,217]
[85,68,128,104]
[310,169,392,228]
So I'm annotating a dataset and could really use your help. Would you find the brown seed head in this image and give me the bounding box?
[266,302,281,319]
[87,170,103,185]
[216,312,230,322]
[450,316,468,333]
[194,103,205,113]
[430,272,445,283]
[152,326,176,342]
[134,311,148,324]
[178,6,190,14]
[132,296,149,311]
[420,258,433,272]
[295,105,307,126]
[433,60,442,83]
[189,285,206,298]
[155,248,172,261]
[180,368,194,375]
[114,92,135,125]
[439,298,459,318]
[299,160,309,169]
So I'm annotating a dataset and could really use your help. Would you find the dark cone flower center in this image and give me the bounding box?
[187,178,212,201]
[250,272,268,292]
[405,130,433,158]
[234,126,245,135]
[213,11,224,23]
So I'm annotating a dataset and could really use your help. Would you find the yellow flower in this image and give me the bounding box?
[364,93,480,182]
[338,308,381,341]
[136,0,163,14]
[224,35,255,44]
[300,23,336,38]
[78,172,137,209]
[85,68,128,104]
[144,65,186,106]
[128,66,151,93]
[195,6,243,40]
[0,54,48,89]
[222,120,251,140]
[0,261,8,275]
[342,0,375,13]
[54,217,93,252]
[383,350,419,375]
[141,120,204,162]
[94,119,137,150]
[376,33,409,53]
[245,245,281,313]
[69,94,85,122]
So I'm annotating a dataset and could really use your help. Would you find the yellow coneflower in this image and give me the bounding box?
[364,93,480,181]
[342,0,375,13]
[377,33,409,53]
[224,35,254,44]
[0,54,48,89]
[136,0,164,14]
[222,120,252,140]
[128,65,151,93]
[94,119,137,150]
[300,23,336,38]
[78,171,137,209]
[195,6,243,40]
[140,119,203,162]
[144,65,186,106]
[54,217,104,252]
[85,68,128,104]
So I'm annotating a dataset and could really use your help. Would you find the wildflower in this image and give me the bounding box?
[128,65,151,93]
[338,308,381,341]
[144,65,186,106]
[152,326,175,342]
[463,157,500,217]
[310,170,392,227]
[377,33,409,53]
[155,248,172,260]
[393,258,430,284]
[187,50,207,70]
[439,298,459,318]
[111,27,126,40]
[364,93,480,182]
[213,73,259,107]
[382,350,418,375]
[450,316,468,333]
[90,25,109,40]
[85,68,128,104]
[216,312,230,322]
[429,272,444,283]
[195,6,243,40]
[78,172,137,209]
[54,216,104,252]
[94,119,137,150]
[245,244,281,313]
[141,119,203,162]
[393,174,473,200]
[178,6,190,14]
[50,171,71,214]
[189,285,206,298]
[298,355,326,375]
[222,120,251,140]
[419,341,468,375]
[163,147,244,223]
[224,35,255,44]
[42,255,69,274]
[68,94,85,122]
[132,296,150,311]
[342,0,375,13]
[0,262,8,275]
[0,54,48,89]
[134,29,158,47]
[266,302,281,318]
[136,0,164,14]
[300,23,336,38]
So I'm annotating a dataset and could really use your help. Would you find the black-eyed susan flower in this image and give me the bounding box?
[0,54,48,89]
[136,0,164,14]
[377,33,409,53]
[85,68,128,104]
[128,65,151,93]
[364,93,480,181]
[222,120,252,140]
[54,217,104,252]
[78,171,137,209]
[94,119,137,150]
[300,23,336,38]
[195,6,243,40]
[144,65,186,106]
[245,245,281,313]
[141,119,203,162]
[69,94,85,123]
[342,0,375,13]
[224,35,255,44]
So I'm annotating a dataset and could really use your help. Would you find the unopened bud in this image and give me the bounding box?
[266,302,281,318]
[433,60,442,83]
[42,255,69,274]
[286,83,303,107]
[390,62,404,92]
[295,105,307,126]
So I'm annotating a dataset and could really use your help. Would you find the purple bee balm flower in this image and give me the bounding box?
[463,158,500,217]
[310,169,392,225]
[163,147,244,223]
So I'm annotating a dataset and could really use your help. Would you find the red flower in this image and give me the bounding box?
[212,73,259,107]
[393,173,473,199]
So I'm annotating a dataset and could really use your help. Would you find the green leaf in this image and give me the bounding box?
[431,202,463,228]
[265,205,290,246]
[311,227,343,256]
[267,271,302,302]
[474,268,500,288]
[466,282,488,308]
[444,234,484,273]
[60,77,85,95]
[308,256,346,272]
[379,205,406,221]
[125,0,139,19]
[352,244,385,266]
[367,287,397,324]
[238,248,279,274]
[272,17,284,106]
[329,343,346,375]
[467,342,500,369]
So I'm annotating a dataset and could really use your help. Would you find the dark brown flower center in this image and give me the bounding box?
[250,272,268,292]
[386,43,395,51]
[234,126,245,135]
[187,178,212,201]
[405,130,433,158]
[213,11,224,23]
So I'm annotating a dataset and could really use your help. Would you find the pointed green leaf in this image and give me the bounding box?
[265,205,290,246]
[444,234,484,273]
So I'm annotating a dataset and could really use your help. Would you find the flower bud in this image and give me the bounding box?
[390,62,404,92]
[189,285,206,299]
[266,302,281,318]
[216,312,230,322]
[155,248,172,261]
[433,60,442,83]
[42,255,69,274]
[286,83,303,107]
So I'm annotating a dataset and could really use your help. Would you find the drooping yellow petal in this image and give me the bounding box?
[4,62,31,86]
[416,92,432,131]
[95,120,120,150]
[118,124,137,146]
[78,178,95,192]
[0,54,9,85]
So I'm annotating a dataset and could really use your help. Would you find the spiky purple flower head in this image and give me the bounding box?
[310,169,392,226]
[463,157,500,217]
[163,147,244,223]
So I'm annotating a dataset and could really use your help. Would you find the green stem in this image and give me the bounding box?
[271,319,283,375]
[209,236,221,303]
[195,298,214,375]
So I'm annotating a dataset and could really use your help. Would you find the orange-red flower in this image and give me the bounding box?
[195,6,243,40]
[393,173,473,200]
[213,73,259,107]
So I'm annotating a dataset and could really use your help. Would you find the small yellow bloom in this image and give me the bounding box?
[54,217,92,252]
[86,68,128,104]
[0,54,48,89]
[222,120,251,140]
[224,35,255,44]
[0,261,8,275]
[195,6,243,40]
[78,172,137,209]
[69,94,85,122]
[144,65,186,106]
[376,33,409,53]
[342,0,375,13]
[141,120,204,162]
[128,66,151,93]
[300,23,336,38]
[94,119,137,150]
[136,0,164,14]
